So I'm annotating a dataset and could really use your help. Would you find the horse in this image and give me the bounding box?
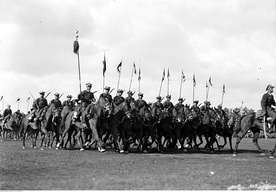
[39,104,62,149]
[229,111,276,158]
[60,98,107,152]
[151,106,174,152]
[1,112,23,141]
[105,100,133,153]
[19,112,41,149]
[194,108,220,152]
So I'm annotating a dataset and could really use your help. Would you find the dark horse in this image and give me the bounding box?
[230,112,276,158]
[1,112,23,141]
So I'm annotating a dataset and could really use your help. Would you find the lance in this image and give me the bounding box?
[1,96,4,113]
[206,82,209,101]
[192,74,196,102]
[103,52,106,92]
[110,88,115,94]
[26,97,30,112]
[221,84,225,107]
[129,62,136,91]
[117,61,122,91]
[179,74,183,99]
[16,98,20,111]
[138,67,141,94]
[167,68,170,96]
[59,93,64,99]
[29,91,39,110]
[159,69,165,96]
[45,92,51,99]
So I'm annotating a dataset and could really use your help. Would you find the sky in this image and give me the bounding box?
[0,0,275,114]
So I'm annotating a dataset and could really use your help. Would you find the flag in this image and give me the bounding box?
[167,69,170,80]
[0,96,3,101]
[103,54,106,76]
[193,74,196,87]
[16,98,20,102]
[161,68,165,82]
[133,62,137,74]
[138,68,141,80]
[209,76,213,86]
[27,97,30,102]
[181,71,185,82]
[73,40,79,54]
[117,61,122,73]
[223,84,226,94]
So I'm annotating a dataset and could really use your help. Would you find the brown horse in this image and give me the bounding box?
[230,112,275,158]
[19,112,41,149]
[60,98,107,152]
[39,104,61,149]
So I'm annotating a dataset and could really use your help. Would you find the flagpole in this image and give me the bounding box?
[74,30,81,93]
[192,74,195,102]
[167,69,170,96]
[206,82,209,101]
[138,68,141,93]
[1,97,4,113]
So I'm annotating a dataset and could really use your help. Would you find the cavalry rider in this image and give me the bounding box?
[60,95,74,131]
[49,93,62,110]
[136,93,147,110]
[74,82,96,127]
[2,104,12,128]
[200,101,212,126]
[217,104,227,126]
[261,84,276,132]
[191,100,200,113]
[62,95,74,111]
[99,86,113,103]
[125,91,135,107]
[174,98,185,114]
[28,91,48,122]
[152,96,164,120]
[113,89,125,106]
[163,95,174,115]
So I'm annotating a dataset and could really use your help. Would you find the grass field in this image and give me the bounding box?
[0,137,276,190]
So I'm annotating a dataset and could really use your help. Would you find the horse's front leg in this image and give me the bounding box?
[252,131,264,155]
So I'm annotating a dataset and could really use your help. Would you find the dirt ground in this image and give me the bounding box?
[0,138,276,190]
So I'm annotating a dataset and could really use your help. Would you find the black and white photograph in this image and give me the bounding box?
[0,0,276,190]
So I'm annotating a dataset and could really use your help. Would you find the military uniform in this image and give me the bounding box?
[125,91,135,105]
[136,93,147,110]
[78,90,95,108]
[261,84,276,130]
[62,99,74,111]
[99,86,113,103]
[174,99,184,113]
[49,98,62,110]
[163,95,174,114]
[200,101,211,125]
[2,106,12,126]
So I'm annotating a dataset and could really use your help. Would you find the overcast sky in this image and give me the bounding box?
[0,0,275,113]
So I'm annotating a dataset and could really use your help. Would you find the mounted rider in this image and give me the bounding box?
[74,82,96,127]
[60,95,74,131]
[28,91,48,122]
[152,96,164,120]
[163,95,174,116]
[99,86,113,104]
[2,104,12,128]
[49,93,62,110]
[200,101,212,126]
[136,93,147,110]
[174,98,185,115]
[113,89,125,106]
[216,104,227,128]
[261,84,276,132]
[125,91,135,108]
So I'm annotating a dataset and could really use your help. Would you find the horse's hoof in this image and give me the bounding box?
[80,148,85,151]
[33,146,37,149]
[143,150,148,153]
[55,147,59,150]
[1,140,3,142]
[233,153,237,157]
[98,147,105,153]
[40,148,44,150]
[260,153,265,156]
[56,143,61,148]
[119,150,124,153]
[269,155,274,159]
[23,147,25,149]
